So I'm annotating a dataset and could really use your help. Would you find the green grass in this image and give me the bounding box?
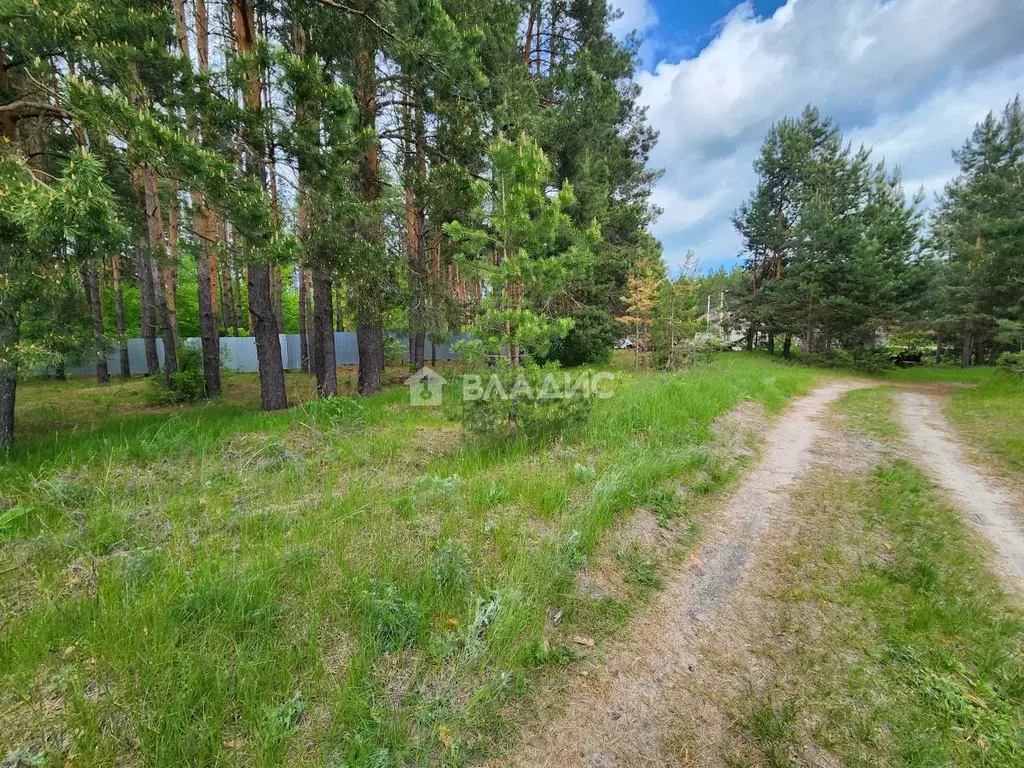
[947,372,1024,476]
[0,354,818,767]
[834,387,900,442]
[723,459,1024,765]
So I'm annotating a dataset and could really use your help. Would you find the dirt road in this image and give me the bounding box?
[504,381,867,768]
[895,390,1024,588]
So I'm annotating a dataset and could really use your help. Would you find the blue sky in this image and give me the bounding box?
[610,0,1024,274]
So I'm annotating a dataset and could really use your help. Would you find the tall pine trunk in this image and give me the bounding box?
[355,41,385,394]
[233,0,287,410]
[111,254,130,377]
[196,218,221,395]
[961,330,973,368]
[187,0,221,396]
[298,266,310,373]
[782,333,792,360]
[313,270,337,396]
[356,319,383,396]
[0,322,16,448]
[137,240,160,375]
[142,164,178,384]
[82,260,109,384]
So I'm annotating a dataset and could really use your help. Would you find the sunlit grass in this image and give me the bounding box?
[1,354,818,766]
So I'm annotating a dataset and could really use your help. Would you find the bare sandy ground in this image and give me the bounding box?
[502,381,868,768]
[895,390,1024,589]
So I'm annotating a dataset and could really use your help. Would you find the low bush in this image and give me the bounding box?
[547,306,619,367]
[450,360,595,439]
[997,350,1024,376]
[144,346,207,405]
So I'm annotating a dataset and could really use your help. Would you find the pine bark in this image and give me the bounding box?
[313,269,337,396]
[233,0,287,410]
[188,0,221,396]
[142,163,178,383]
[335,283,345,331]
[356,320,383,396]
[137,239,160,375]
[298,266,310,373]
[355,40,385,394]
[0,322,16,448]
[82,260,109,384]
[111,254,130,377]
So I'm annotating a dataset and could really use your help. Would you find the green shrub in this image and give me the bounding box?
[997,351,1024,376]
[301,395,366,429]
[384,334,406,366]
[450,360,596,440]
[547,306,618,367]
[145,345,207,405]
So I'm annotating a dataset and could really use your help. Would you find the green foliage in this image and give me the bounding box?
[446,134,597,367]
[451,360,594,440]
[547,306,618,367]
[997,351,1024,376]
[300,395,366,430]
[929,97,1024,364]
[145,346,206,405]
[733,106,923,359]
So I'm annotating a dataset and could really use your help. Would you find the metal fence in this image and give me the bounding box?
[65,333,461,376]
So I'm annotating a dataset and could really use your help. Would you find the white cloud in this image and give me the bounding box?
[636,0,1024,271]
[609,0,659,37]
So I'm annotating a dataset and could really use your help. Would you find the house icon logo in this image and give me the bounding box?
[405,366,446,407]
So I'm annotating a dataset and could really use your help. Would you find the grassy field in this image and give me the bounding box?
[0,355,819,767]
[719,390,1024,766]
[947,372,1024,477]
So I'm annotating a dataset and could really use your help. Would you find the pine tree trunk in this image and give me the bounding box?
[961,331,973,368]
[335,282,345,331]
[111,254,130,377]
[223,264,237,336]
[298,266,310,373]
[142,164,178,383]
[190,0,220,395]
[354,35,385,395]
[82,260,109,384]
[934,335,942,364]
[137,242,160,376]
[357,320,383,396]
[767,331,775,356]
[312,269,337,397]
[233,0,287,411]
[164,182,181,349]
[196,219,221,396]
[782,333,792,360]
[248,264,288,409]
[0,320,16,448]
[152,261,178,385]
[745,325,754,351]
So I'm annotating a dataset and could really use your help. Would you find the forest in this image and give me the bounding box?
[3,1,1024,764]
[1,0,1022,453]
[0,0,659,447]
[726,101,1024,370]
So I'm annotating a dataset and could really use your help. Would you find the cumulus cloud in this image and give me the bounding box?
[609,0,658,37]
[635,0,1024,272]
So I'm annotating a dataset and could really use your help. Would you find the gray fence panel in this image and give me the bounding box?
[334,332,359,365]
[62,332,462,376]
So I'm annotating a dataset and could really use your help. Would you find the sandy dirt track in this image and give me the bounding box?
[503,381,868,768]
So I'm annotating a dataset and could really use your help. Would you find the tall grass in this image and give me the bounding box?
[947,371,1024,474]
[1,354,817,766]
